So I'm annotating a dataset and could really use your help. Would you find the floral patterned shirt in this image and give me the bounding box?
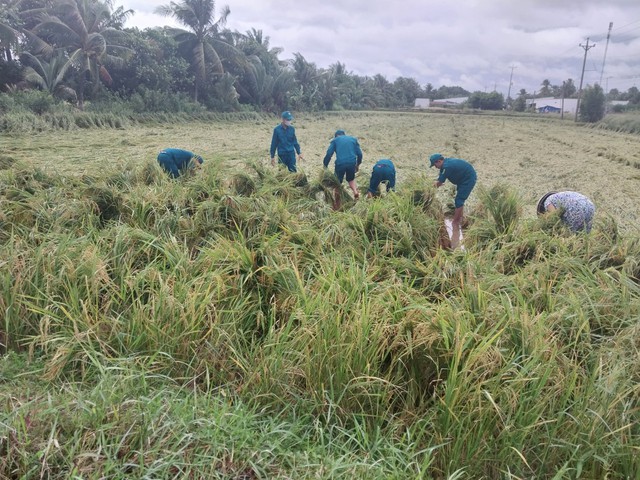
[544,191,595,232]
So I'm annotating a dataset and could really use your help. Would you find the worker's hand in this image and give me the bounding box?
[355,164,360,173]
[271,157,276,167]
[298,154,304,161]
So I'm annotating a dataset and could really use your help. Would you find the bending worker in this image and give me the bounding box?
[537,191,595,233]
[323,129,363,200]
[367,159,396,198]
[430,152,477,227]
[157,148,203,178]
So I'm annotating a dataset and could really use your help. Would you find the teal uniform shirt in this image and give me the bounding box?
[270,124,301,172]
[437,158,477,208]
[157,148,201,178]
[323,135,363,168]
[368,159,396,195]
[323,134,364,184]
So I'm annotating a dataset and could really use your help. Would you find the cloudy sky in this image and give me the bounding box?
[121,0,640,97]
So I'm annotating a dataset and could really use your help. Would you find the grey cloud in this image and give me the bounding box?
[123,0,640,94]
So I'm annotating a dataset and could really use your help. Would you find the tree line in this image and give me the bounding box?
[1,0,638,117]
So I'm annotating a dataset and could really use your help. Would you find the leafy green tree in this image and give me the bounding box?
[606,88,620,101]
[200,71,238,111]
[108,27,192,96]
[433,85,469,99]
[424,82,434,98]
[393,76,422,107]
[29,0,133,109]
[579,84,605,122]
[0,57,22,90]
[562,78,576,97]
[155,0,241,103]
[467,91,504,110]
[513,90,527,112]
[623,86,640,105]
[0,2,19,61]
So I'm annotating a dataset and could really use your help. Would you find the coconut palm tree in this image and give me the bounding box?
[29,0,132,109]
[155,0,241,103]
[20,50,77,101]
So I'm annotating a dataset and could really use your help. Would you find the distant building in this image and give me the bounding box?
[430,97,468,107]
[609,100,629,107]
[526,97,578,115]
[414,98,431,109]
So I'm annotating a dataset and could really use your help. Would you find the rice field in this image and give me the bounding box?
[1,111,639,479]
[5,111,640,233]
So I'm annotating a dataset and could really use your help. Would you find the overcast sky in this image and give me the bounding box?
[121,0,640,97]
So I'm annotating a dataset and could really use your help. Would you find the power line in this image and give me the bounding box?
[589,18,640,38]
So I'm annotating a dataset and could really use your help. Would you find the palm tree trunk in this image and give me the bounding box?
[78,70,85,110]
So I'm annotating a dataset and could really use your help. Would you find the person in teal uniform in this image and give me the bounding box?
[323,129,363,200]
[366,159,396,198]
[430,152,477,228]
[270,111,303,172]
[537,191,595,232]
[157,148,203,178]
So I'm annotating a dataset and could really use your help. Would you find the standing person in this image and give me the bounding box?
[270,111,303,172]
[366,159,396,198]
[323,129,363,201]
[430,153,477,249]
[157,148,204,178]
[537,191,595,232]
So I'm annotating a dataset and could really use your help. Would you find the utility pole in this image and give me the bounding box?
[561,81,566,120]
[599,22,613,86]
[506,65,516,106]
[575,37,596,122]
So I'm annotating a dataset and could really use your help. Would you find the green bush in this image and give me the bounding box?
[0,93,15,113]
[129,87,205,114]
[16,89,55,114]
[579,84,606,122]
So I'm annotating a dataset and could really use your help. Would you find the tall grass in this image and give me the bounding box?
[597,113,640,134]
[1,158,639,478]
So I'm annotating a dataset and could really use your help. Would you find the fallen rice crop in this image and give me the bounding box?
[1,113,639,479]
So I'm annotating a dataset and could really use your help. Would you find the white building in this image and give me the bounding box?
[526,97,578,115]
[431,97,468,107]
[414,98,431,109]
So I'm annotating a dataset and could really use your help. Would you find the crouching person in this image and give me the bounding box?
[157,148,204,178]
[537,191,595,233]
[323,129,363,205]
[366,159,396,198]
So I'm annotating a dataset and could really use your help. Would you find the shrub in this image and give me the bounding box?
[579,84,606,122]
[17,89,55,115]
[0,93,15,113]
